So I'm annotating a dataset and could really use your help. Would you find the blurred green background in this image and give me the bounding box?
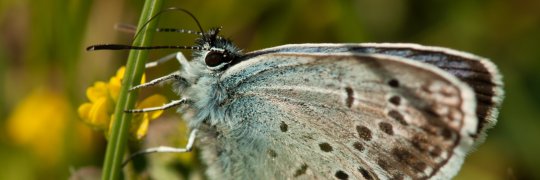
[1,0,539,179]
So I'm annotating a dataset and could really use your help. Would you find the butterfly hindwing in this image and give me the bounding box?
[348,43,503,141]
[198,52,477,179]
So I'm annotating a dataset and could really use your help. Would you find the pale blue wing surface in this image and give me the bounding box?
[243,43,503,141]
[198,53,478,179]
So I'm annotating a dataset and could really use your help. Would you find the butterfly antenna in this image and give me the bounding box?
[86,44,210,51]
[133,7,206,41]
[156,28,204,36]
[87,8,210,52]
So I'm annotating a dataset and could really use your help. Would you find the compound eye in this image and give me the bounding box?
[205,51,225,67]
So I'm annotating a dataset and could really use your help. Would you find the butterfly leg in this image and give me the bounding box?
[131,51,191,91]
[175,52,193,72]
[114,23,137,35]
[144,52,179,68]
[124,98,188,113]
[130,72,182,90]
[132,52,190,90]
[122,129,199,167]
[144,51,189,68]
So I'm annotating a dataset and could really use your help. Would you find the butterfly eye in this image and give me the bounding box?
[205,51,227,67]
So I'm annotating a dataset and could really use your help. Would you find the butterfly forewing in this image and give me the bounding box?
[200,53,477,179]
[245,43,503,142]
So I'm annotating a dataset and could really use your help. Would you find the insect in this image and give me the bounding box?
[88,8,504,180]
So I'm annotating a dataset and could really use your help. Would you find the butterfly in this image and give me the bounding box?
[88,11,504,180]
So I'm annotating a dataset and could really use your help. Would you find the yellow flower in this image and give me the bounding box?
[78,82,113,130]
[129,94,167,140]
[78,66,166,140]
[6,88,95,166]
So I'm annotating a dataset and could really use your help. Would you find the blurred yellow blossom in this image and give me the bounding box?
[78,66,167,140]
[6,88,95,166]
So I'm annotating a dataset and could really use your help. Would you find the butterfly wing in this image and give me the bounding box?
[199,52,478,179]
[245,43,504,144]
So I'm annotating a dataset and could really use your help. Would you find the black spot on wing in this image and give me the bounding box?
[389,96,401,106]
[345,86,354,108]
[353,142,364,152]
[392,147,428,173]
[293,163,308,177]
[358,167,374,180]
[267,149,277,158]
[356,125,372,141]
[388,79,400,88]
[280,121,288,132]
[319,142,333,152]
[335,170,349,180]
[379,122,394,135]
[388,110,407,125]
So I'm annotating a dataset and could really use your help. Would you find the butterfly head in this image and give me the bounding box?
[194,27,243,71]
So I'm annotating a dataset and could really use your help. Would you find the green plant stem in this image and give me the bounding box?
[101,0,163,179]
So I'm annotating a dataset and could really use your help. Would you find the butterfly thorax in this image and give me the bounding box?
[178,28,244,129]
